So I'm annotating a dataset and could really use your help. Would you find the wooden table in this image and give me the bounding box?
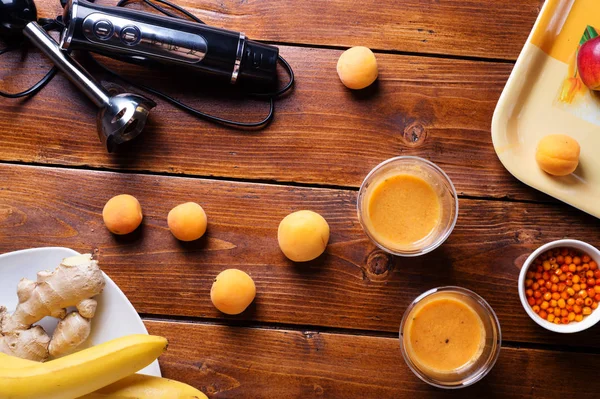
[2,0,599,397]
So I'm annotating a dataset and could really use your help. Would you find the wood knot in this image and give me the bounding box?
[364,250,394,280]
[402,122,427,147]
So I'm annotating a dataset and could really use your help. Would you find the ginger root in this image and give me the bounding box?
[0,254,105,361]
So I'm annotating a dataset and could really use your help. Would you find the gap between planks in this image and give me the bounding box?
[140,313,600,356]
[0,160,554,206]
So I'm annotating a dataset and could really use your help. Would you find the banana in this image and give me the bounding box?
[92,373,207,399]
[0,353,207,399]
[0,334,167,399]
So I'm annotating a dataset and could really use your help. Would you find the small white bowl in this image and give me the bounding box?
[518,239,600,333]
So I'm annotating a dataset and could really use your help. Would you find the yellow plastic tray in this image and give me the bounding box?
[492,0,600,217]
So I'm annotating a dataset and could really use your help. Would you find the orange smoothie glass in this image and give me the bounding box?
[400,287,501,388]
[357,156,458,256]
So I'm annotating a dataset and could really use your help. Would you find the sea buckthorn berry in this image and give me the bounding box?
[569,264,577,272]
[552,292,560,300]
[587,278,596,286]
[565,256,573,264]
[543,292,551,301]
[560,291,569,300]
[525,279,533,287]
[583,255,591,263]
[526,248,597,324]
[558,283,566,292]
[543,262,551,271]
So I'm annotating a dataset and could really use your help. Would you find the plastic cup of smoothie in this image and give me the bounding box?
[399,287,501,389]
[357,156,458,256]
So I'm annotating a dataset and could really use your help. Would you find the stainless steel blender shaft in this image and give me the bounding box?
[23,21,109,107]
[22,21,156,152]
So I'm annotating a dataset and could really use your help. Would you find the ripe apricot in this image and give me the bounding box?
[168,202,207,241]
[535,134,580,176]
[102,194,143,235]
[336,46,378,90]
[278,210,329,262]
[211,269,256,315]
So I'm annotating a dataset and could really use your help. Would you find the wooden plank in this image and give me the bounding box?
[0,44,540,201]
[1,163,599,348]
[31,0,542,60]
[146,320,600,398]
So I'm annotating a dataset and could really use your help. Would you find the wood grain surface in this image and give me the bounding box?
[1,163,598,349]
[0,45,543,201]
[146,320,599,398]
[28,0,543,60]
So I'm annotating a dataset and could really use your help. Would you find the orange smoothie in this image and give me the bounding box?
[366,174,441,248]
[403,295,485,375]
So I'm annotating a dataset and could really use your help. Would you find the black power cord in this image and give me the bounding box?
[0,21,59,98]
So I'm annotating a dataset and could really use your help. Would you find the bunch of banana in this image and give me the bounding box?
[0,334,207,399]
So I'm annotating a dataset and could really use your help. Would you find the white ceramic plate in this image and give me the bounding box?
[0,247,160,376]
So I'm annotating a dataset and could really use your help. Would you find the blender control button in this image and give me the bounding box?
[93,20,114,40]
[120,26,141,46]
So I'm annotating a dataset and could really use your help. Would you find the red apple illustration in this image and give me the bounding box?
[578,36,600,91]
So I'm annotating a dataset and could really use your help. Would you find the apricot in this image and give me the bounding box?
[102,194,143,235]
[168,202,207,241]
[535,134,580,176]
[211,269,256,315]
[278,210,330,262]
[336,46,378,90]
